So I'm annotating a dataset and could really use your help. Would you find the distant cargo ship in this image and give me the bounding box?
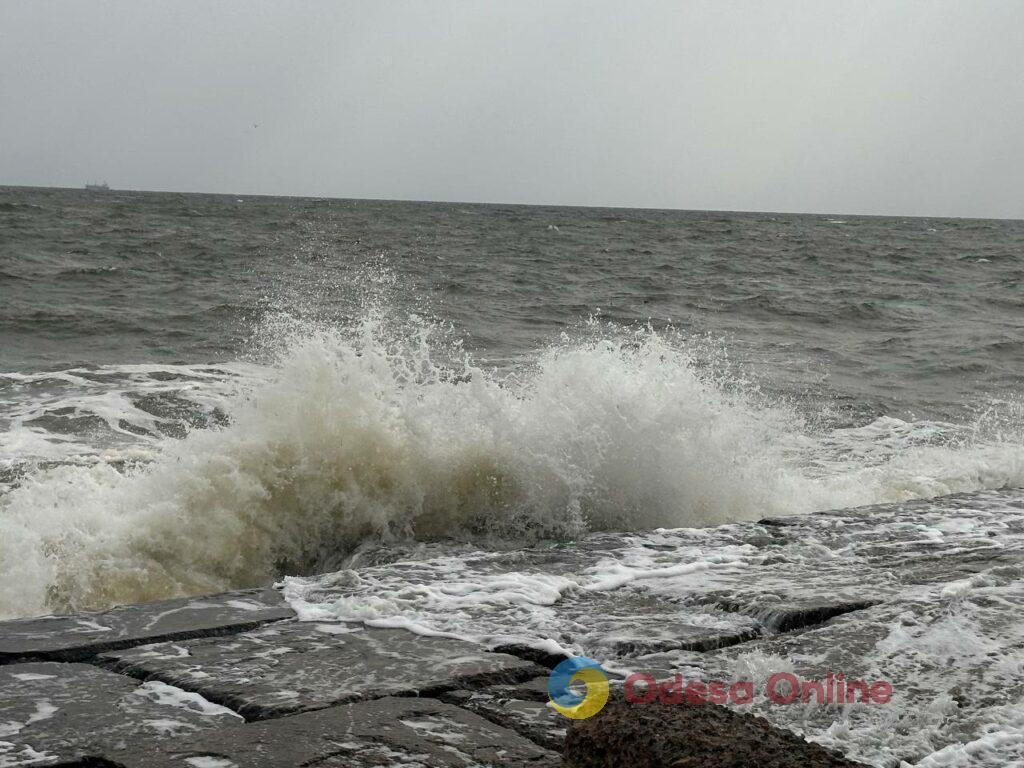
[85,181,110,191]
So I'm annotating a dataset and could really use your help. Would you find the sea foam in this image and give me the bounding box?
[0,312,1021,618]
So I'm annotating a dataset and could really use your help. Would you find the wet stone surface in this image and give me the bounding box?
[117,697,561,768]
[0,661,241,766]
[440,676,566,752]
[99,622,546,720]
[0,588,293,664]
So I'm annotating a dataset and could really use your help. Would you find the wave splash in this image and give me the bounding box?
[1,313,1022,619]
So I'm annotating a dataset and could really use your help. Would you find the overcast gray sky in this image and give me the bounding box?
[2,1,1023,217]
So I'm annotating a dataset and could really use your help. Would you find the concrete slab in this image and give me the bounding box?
[117,697,561,768]
[0,661,241,766]
[100,622,545,720]
[0,588,294,664]
[441,676,567,752]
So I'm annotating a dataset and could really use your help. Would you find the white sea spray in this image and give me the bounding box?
[0,312,1022,618]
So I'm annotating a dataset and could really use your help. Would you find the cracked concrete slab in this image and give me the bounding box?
[0,588,294,664]
[440,676,566,752]
[99,622,545,720]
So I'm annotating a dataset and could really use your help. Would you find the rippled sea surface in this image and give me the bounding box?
[4,186,1024,416]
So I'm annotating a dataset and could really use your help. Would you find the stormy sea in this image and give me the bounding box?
[2,185,1023,766]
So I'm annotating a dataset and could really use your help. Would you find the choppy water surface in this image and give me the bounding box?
[1,185,1022,620]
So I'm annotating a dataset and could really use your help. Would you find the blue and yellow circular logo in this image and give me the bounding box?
[548,656,609,719]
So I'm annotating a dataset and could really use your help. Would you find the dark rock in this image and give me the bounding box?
[0,587,294,664]
[99,621,545,719]
[763,599,877,632]
[564,698,864,767]
[708,595,878,633]
[491,643,570,668]
[0,661,241,765]
[606,624,760,655]
[118,696,560,767]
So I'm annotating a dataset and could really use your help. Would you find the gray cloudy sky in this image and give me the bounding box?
[2,1,1023,217]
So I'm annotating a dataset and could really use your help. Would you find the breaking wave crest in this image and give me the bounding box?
[1,313,1022,618]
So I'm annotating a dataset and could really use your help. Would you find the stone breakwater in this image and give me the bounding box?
[1,488,1023,767]
[0,591,862,768]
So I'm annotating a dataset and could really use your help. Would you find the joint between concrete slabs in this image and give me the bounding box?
[0,616,293,666]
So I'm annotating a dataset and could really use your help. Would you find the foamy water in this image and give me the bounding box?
[1,312,1021,619]
[2,187,1023,623]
